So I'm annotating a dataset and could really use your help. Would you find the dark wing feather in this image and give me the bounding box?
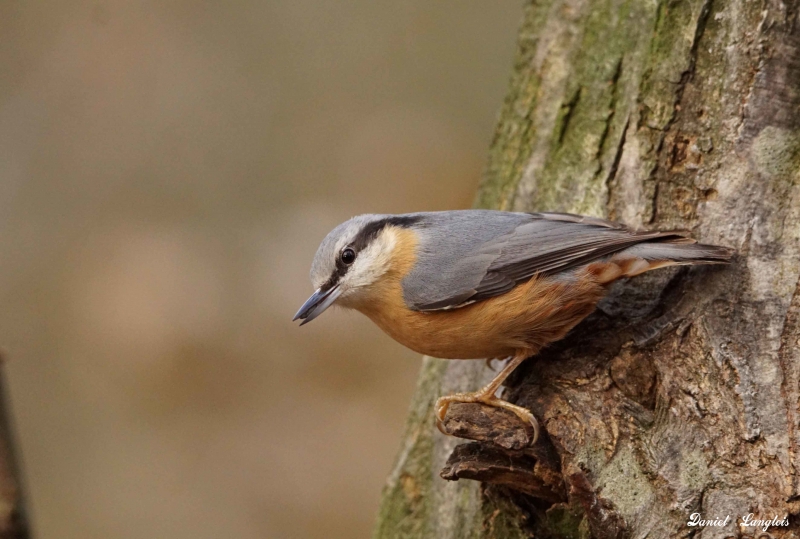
[408,211,688,311]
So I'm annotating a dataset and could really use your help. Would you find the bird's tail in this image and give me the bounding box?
[587,235,735,284]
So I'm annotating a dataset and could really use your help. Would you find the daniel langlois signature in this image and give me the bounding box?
[688,513,790,532]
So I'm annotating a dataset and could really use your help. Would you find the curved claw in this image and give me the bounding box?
[435,415,448,435]
[434,395,454,435]
[435,396,449,423]
[490,398,540,445]
[434,392,540,445]
[485,356,512,372]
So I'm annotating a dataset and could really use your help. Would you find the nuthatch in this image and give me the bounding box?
[294,210,733,443]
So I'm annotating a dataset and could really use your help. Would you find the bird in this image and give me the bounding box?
[293,210,733,443]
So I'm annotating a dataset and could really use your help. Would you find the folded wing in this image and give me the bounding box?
[403,211,729,312]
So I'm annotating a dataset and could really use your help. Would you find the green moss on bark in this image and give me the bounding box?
[477,0,559,211]
[373,357,445,539]
[376,0,797,534]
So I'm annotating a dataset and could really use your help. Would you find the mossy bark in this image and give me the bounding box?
[376,0,800,537]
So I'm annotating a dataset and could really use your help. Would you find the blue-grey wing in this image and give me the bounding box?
[401,211,684,311]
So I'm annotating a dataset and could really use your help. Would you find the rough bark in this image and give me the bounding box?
[375,0,800,537]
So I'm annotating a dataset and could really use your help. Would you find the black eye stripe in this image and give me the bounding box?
[350,215,422,253]
[320,215,423,292]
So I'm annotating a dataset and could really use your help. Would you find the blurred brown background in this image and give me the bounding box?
[0,2,520,538]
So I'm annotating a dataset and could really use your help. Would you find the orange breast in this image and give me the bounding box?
[355,228,608,360]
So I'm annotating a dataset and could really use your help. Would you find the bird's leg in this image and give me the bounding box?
[435,351,539,443]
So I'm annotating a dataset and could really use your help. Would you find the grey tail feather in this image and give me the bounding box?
[620,238,735,265]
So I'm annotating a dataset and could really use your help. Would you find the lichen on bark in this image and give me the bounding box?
[376,0,800,537]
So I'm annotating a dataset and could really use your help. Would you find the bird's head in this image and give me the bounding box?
[293,214,420,325]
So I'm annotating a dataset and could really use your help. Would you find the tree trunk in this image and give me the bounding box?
[375,0,800,537]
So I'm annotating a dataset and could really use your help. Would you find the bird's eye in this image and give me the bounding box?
[341,248,356,264]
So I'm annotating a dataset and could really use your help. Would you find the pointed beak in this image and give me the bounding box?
[293,285,342,326]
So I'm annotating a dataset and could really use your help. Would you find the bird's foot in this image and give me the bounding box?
[485,355,512,371]
[435,391,539,444]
